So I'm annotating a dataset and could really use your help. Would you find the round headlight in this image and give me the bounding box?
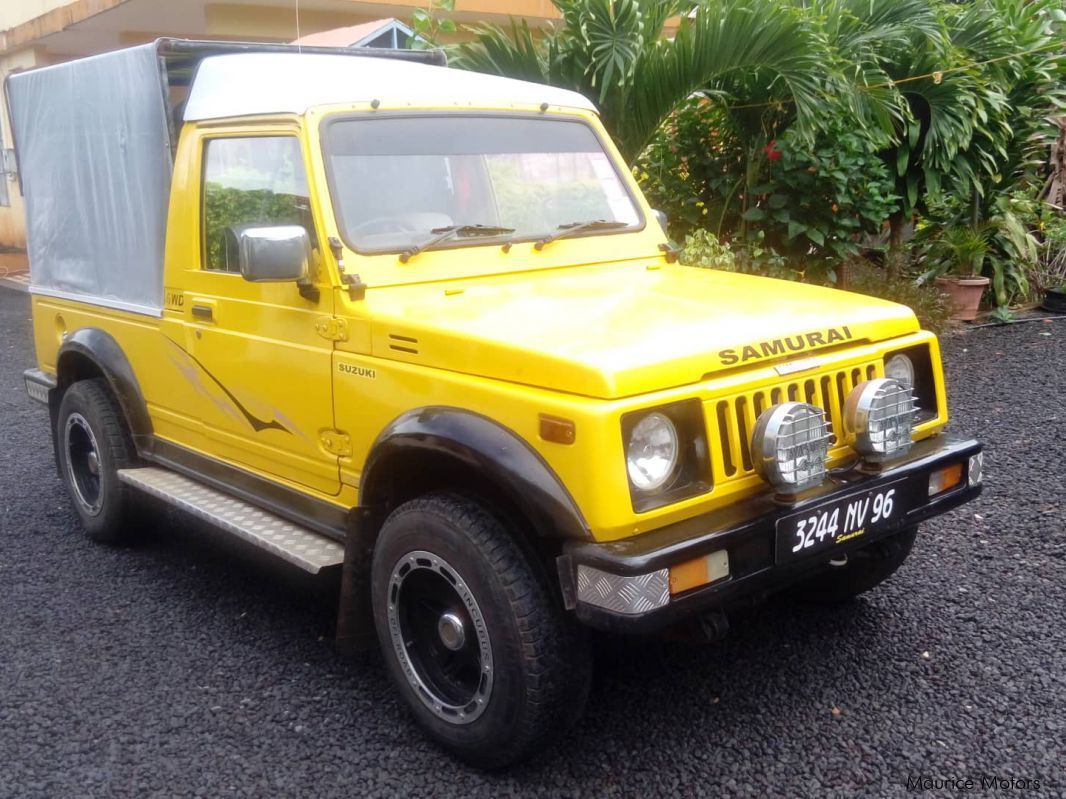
[751,402,830,494]
[845,378,917,462]
[884,354,916,388]
[626,412,679,491]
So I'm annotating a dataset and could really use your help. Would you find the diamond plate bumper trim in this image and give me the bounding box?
[968,451,984,486]
[118,467,344,573]
[575,565,670,615]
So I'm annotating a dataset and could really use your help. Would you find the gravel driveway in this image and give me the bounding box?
[1,286,1063,797]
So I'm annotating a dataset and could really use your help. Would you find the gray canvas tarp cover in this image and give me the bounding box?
[7,43,172,315]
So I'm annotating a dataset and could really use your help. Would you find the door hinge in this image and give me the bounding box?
[320,429,352,457]
[315,316,349,342]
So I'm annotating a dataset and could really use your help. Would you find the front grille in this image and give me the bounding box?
[711,362,880,480]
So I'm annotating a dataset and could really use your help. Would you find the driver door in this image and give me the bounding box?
[177,130,341,496]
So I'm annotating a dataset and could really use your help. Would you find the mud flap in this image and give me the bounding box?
[334,508,380,656]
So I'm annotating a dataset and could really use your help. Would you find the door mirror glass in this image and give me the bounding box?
[652,209,669,235]
[226,224,311,282]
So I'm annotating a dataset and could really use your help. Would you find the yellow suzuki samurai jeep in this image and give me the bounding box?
[11,40,983,767]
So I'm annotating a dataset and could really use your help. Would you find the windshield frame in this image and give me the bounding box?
[319,110,647,257]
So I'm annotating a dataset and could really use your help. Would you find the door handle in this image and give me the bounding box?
[191,303,214,321]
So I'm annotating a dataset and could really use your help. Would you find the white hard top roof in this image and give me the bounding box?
[183,52,598,121]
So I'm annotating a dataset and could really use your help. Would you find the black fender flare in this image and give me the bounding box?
[359,407,591,540]
[56,328,153,448]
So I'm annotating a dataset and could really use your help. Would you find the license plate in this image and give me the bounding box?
[775,480,908,564]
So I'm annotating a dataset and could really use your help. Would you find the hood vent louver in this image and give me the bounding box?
[388,333,419,355]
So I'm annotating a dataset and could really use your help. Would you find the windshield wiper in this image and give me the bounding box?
[534,219,629,251]
[399,224,515,263]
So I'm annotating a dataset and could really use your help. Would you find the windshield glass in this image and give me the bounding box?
[323,115,642,254]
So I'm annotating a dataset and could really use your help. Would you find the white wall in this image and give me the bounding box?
[0,1,75,33]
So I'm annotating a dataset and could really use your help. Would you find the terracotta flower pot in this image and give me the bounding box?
[935,275,990,321]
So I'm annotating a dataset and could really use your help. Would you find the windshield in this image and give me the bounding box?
[323,115,642,254]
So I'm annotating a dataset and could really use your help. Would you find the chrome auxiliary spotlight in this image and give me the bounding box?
[845,378,918,463]
[751,402,831,499]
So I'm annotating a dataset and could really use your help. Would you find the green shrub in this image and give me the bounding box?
[915,192,1038,308]
[678,229,736,269]
[679,229,800,280]
[639,102,897,283]
[845,261,952,335]
[1007,190,1066,294]
[681,230,951,333]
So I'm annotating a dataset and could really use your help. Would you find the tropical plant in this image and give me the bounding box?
[1011,190,1066,292]
[680,228,797,280]
[877,0,1065,274]
[433,0,1065,306]
[641,107,898,277]
[919,223,993,279]
[410,0,458,46]
[448,0,829,164]
[917,194,1038,306]
[678,228,736,270]
[942,0,1066,208]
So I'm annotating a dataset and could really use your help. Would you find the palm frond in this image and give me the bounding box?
[621,0,826,160]
[448,18,550,83]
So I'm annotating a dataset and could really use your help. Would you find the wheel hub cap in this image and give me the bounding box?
[437,612,466,651]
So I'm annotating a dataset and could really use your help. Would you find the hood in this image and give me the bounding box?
[366,263,920,399]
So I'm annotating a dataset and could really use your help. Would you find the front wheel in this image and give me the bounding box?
[371,493,591,768]
[791,525,919,604]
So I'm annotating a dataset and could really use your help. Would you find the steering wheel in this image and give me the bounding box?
[349,216,420,236]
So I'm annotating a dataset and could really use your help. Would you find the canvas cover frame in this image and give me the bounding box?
[7,43,173,315]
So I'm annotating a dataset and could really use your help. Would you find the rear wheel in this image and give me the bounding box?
[371,493,591,768]
[792,525,919,603]
[56,378,142,544]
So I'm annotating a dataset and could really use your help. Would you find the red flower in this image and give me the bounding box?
[763,140,782,161]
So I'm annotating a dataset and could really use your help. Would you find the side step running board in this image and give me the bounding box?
[117,467,344,574]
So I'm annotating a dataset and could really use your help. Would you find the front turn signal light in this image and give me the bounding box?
[539,414,575,444]
[928,463,964,496]
[669,550,730,595]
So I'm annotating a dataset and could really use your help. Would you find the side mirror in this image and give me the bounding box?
[652,209,669,235]
[228,224,311,283]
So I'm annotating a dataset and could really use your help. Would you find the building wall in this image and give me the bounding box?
[0,1,73,34]
[0,47,42,250]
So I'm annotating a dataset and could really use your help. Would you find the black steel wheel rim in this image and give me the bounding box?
[387,550,493,725]
[64,412,102,515]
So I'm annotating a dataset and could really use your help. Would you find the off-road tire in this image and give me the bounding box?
[55,378,142,544]
[370,493,591,768]
[792,525,919,604]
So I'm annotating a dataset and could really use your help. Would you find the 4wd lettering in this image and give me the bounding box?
[164,288,184,310]
[718,326,853,366]
[340,363,376,379]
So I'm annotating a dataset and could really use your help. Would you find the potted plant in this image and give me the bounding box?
[1044,283,1066,314]
[924,224,993,321]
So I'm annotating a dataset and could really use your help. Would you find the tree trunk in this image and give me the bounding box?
[886,212,907,281]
